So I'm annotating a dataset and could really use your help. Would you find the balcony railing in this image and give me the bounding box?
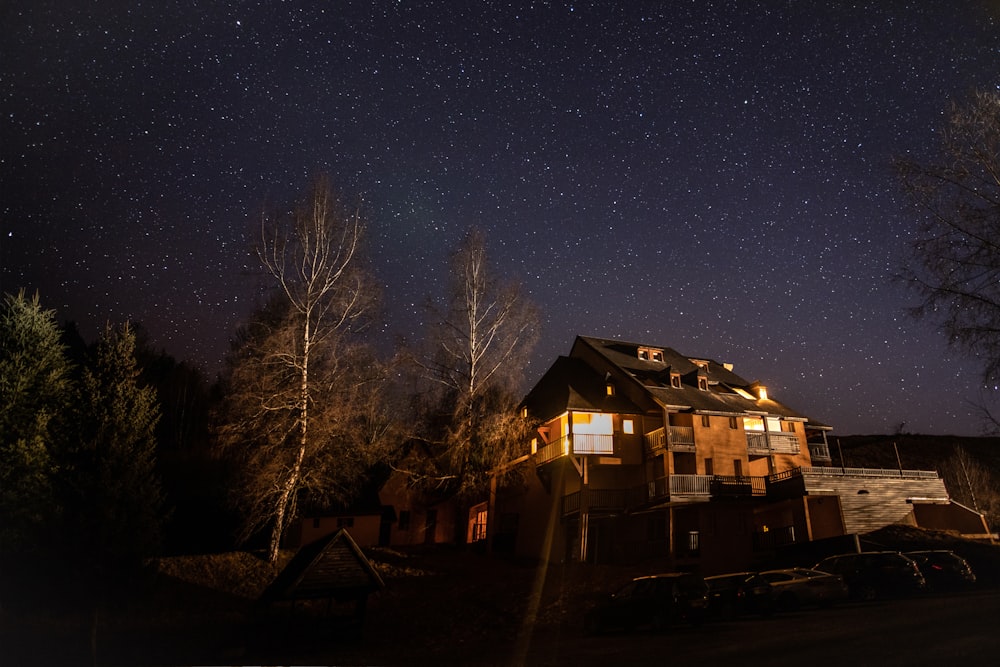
[799,466,939,480]
[535,436,568,464]
[808,442,832,461]
[668,474,714,496]
[769,466,940,482]
[561,488,629,515]
[572,433,615,455]
[712,475,767,496]
[644,426,696,453]
[534,433,614,464]
[745,430,802,455]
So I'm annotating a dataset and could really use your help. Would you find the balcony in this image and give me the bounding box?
[808,442,832,462]
[561,488,629,515]
[644,426,696,454]
[745,430,802,455]
[711,475,767,496]
[668,474,713,496]
[534,433,614,464]
[564,472,777,516]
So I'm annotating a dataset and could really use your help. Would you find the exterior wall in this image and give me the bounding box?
[693,414,750,476]
[802,472,948,535]
[804,495,846,540]
[698,504,756,575]
[912,502,991,535]
[379,465,457,546]
[612,414,645,465]
[290,514,382,548]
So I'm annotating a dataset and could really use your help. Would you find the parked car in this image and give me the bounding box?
[905,550,977,591]
[813,551,925,600]
[584,573,710,634]
[703,572,774,619]
[759,568,849,611]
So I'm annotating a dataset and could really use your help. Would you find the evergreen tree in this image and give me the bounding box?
[66,322,166,579]
[0,291,73,557]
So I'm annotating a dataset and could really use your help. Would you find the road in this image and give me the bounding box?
[514,590,1000,667]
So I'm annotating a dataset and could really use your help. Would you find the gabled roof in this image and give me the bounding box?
[522,355,644,421]
[259,528,385,603]
[567,335,816,423]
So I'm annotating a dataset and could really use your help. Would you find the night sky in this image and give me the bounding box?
[3,1,999,436]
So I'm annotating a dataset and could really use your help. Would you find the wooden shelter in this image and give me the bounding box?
[258,528,385,637]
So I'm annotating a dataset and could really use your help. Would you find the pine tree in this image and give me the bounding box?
[67,322,166,577]
[0,291,73,557]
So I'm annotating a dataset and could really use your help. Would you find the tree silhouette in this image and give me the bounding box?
[898,90,1000,393]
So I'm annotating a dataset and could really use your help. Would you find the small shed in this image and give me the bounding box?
[258,528,385,637]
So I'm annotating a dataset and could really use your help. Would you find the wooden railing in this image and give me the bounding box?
[535,436,567,464]
[644,426,696,453]
[572,433,614,455]
[746,430,802,455]
[808,442,832,461]
[800,466,939,480]
[534,433,614,463]
[769,466,940,482]
[668,474,713,496]
[712,475,767,496]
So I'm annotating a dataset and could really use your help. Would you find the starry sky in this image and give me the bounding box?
[3,1,999,436]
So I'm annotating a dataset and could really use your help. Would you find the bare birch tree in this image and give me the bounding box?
[411,228,540,500]
[218,176,389,562]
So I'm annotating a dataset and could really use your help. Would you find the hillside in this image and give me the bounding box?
[831,434,1000,472]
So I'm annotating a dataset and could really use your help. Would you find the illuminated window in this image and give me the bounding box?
[744,416,764,431]
[471,508,488,542]
[573,412,613,435]
[520,406,528,418]
[606,382,615,396]
[622,419,634,434]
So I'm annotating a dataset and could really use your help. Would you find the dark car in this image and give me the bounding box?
[703,572,774,619]
[814,551,926,601]
[905,550,977,591]
[759,568,849,611]
[584,573,709,634]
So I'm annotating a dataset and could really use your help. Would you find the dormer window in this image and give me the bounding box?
[606,382,615,396]
[698,376,708,391]
[670,372,681,388]
[638,346,664,362]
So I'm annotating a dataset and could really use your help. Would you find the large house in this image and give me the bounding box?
[474,336,988,573]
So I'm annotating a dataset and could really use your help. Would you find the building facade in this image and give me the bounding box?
[484,336,985,573]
